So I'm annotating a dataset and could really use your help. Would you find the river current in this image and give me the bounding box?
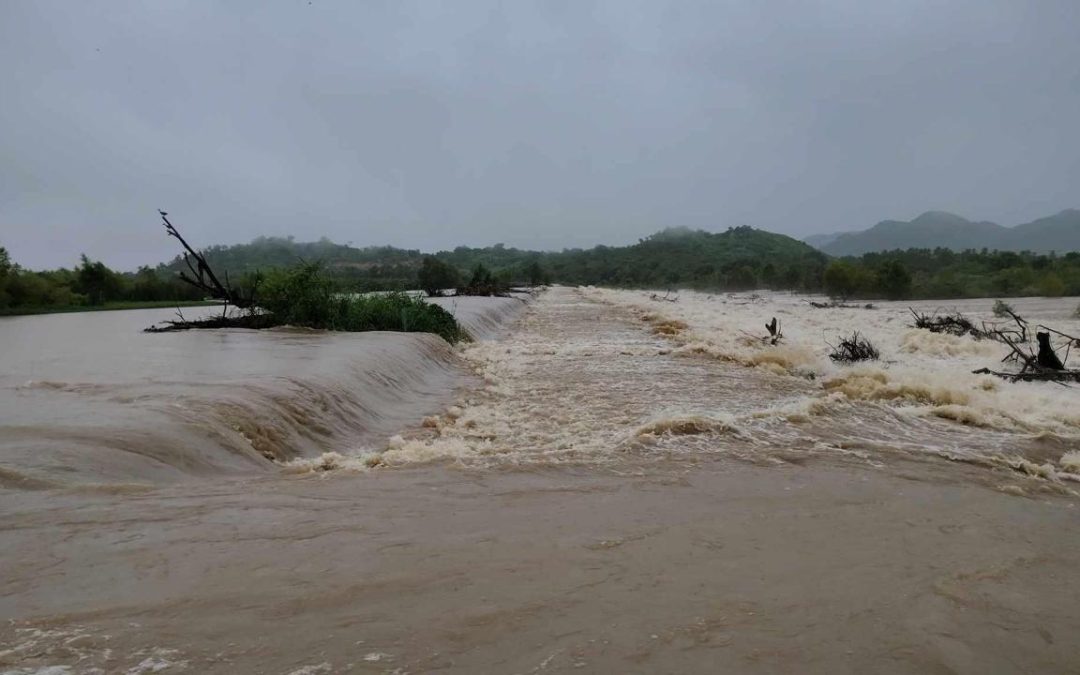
[2,288,1080,674]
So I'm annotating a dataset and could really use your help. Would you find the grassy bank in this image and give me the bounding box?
[0,300,217,317]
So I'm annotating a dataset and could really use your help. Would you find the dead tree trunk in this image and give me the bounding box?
[145,210,272,333]
[160,210,257,309]
[1037,331,1066,370]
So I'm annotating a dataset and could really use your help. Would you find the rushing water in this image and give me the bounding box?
[372,288,1080,495]
[0,298,522,489]
[3,288,1080,674]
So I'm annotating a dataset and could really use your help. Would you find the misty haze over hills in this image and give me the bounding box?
[806,209,1080,256]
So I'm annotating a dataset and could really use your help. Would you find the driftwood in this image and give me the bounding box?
[972,309,1080,383]
[766,317,781,343]
[808,300,875,310]
[725,293,764,306]
[910,309,988,339]
[828,332,880,363]
[145,312,280,333]
[972,367,1080,384]
[739,316,784,346]
[910,307,1035,346]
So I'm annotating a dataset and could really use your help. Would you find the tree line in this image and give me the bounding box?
[4,230,1080,315]
[821,248,1080,301]
[0,247,202,313]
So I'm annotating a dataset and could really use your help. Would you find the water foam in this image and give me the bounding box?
[585,287,1080,477]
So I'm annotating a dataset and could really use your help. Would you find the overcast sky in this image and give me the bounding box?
[1,1,1078,270]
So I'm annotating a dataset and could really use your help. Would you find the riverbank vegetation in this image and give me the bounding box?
[143,216,468,343]
[162,227,1080,301]
[0,246,203,314]
[144,262,466,343]
[4,225,1080,316]
[0,299,215,317]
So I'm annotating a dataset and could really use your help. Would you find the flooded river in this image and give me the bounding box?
[2,288,1080,673]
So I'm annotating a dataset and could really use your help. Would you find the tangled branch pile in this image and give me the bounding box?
[910,305,1034,346]
[909,309,988,339]
[828,332,880,363]
[971,309,1080,383]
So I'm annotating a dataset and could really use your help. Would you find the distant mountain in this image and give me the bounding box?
[812,209,1080,255]
[1003,209,1080,252]
[803,232,844,249]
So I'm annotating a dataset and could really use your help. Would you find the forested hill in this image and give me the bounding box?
[815,209,1080,256]
[161,226,828,291]
[7,222,1080,314]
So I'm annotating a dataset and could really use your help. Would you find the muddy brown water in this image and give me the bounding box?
[2,288,1080,674]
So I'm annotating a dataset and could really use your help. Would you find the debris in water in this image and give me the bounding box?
[828,332,880,363]
[973,317,1080,383]
[909,308,987,339]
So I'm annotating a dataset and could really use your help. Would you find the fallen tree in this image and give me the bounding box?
[146,212,467,343]
[145,310,279,333]
[160,210,258,310]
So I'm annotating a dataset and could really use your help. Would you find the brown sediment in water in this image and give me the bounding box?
[0,297,525,488]
[3,461,1080,673]
[3,288,1080,673]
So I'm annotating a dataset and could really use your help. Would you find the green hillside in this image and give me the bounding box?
[161,226,828,292]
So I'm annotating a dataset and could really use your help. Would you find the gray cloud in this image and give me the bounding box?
[1,0,1078,269]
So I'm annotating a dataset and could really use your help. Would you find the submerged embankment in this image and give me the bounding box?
[0,296,523,489]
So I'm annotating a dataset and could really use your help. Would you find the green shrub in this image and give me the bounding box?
[338,292,466,343]
[258,263,466,343]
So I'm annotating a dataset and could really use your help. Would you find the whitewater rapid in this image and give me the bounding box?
[368,287,1080,496]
